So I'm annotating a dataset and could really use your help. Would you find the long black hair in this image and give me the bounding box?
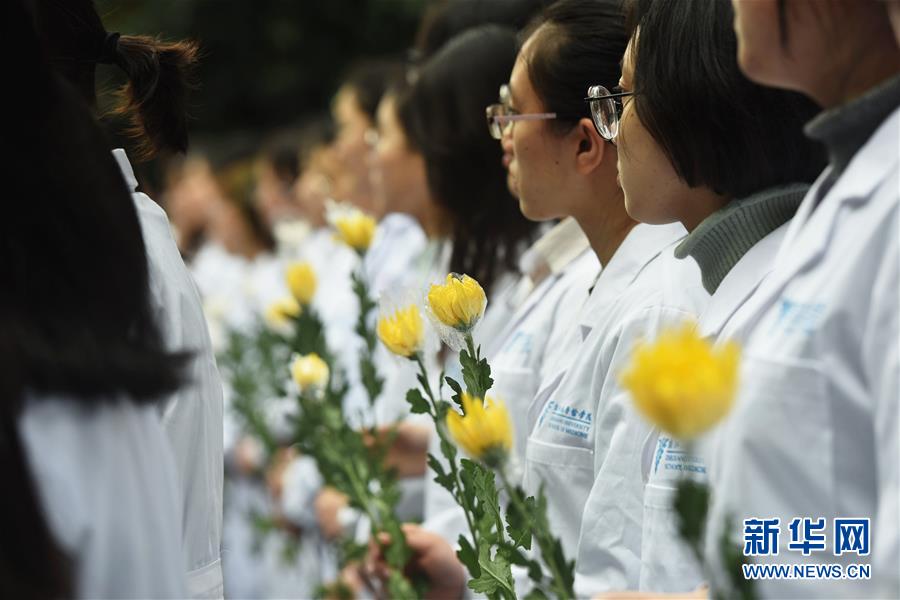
[397,25,539,295]
[2,1,184,596]
[34,0,199,160]
[625,0,825,198]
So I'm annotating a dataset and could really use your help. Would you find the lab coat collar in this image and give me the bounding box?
[518,217,590,282]
[753,105,900,312]
[698,222,787,339]
[506,218,591,313]
[112,148,138,192]
[579,222,687,339]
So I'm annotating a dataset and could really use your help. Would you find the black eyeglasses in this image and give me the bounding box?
[584,85,634,141]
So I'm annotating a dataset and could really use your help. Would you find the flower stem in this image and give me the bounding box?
[498,469,573,599]
[412,354,480,550]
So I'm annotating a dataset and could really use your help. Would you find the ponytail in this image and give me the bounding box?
[35,0,200,159]
[112,35,200,159]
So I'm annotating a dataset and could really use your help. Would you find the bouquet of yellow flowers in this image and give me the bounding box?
[379,273,574,599]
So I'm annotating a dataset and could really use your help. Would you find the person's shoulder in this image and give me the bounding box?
[131,191,173,235]
[18,394,166,538]
[20,394,162,458]
[636,245,709,312]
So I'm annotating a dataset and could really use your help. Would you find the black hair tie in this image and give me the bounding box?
[97,32,121,65]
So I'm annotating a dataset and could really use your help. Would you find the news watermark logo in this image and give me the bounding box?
[741,517,871,581]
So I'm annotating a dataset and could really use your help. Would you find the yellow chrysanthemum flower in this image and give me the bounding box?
[620,324,740,440]
[333,211,377,252]
[377,305,425,358]
[290,353,330,392]
[446,392,512,468]
[427,273,487,333]
[285,261,317,305]
[265,296,301,333]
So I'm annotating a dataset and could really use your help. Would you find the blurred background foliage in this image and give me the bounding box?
[95,0,427,181]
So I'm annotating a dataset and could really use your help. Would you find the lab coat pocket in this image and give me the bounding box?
[524,437,594,555]
[639,483,704,593]
[737,354,834,517]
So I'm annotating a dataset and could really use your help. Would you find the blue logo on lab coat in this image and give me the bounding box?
[773,298,825,334]
[540,400,592,440]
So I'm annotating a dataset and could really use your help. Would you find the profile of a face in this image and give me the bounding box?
[730,0,869,102]
[254,161,297,227]
[293,146,337,228]
[506,39,572,222]
[368,94,430,220]
[730,0,795,87]
[332,86,378,215]
[616,36,689,226]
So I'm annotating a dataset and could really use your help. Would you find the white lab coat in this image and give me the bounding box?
[114,150,225,598]
[365,212,428,297]
[481,218,600,472]
[638,221,789,593]
[704,107,900,598]
[20,395,187,598]
[521,222,709,595]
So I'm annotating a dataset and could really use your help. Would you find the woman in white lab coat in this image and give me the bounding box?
[391,24,546,544]
[508,3,708,596]
[697,1,900,597]
[383,2,697,594]
[35,2,225,596]
[602,0,825,592]
[2,8,186,596]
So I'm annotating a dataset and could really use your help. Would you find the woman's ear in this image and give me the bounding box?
[573,117,605,174]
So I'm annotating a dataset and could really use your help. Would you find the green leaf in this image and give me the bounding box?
[386,571,418,600]
[457,535,480,577]
[445,376,464,406]
[467,544,514,597]
[458,459,478,517]
[381,520,413,569]
[427,453,455,492]
[674,478,710,550]
[416,372,431,395]
[505,491,535,551]
[406,388,431,415]
[719,514,757,600]
[532,486,575,597]
[505,546,544,582]
[359,353,384,405]
[459,347,494,399]
[471,462,503,539]
[523,588,550,600]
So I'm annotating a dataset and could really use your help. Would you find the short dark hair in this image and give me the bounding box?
[296,114,336,171]
[415,0,552,60]
[340,59,406,122]
[520,0,628,132]
[397,25,538,295]
[626,0,825,198]
[260,130,302,185]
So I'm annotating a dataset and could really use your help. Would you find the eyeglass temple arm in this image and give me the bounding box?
[583,91,634,102]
